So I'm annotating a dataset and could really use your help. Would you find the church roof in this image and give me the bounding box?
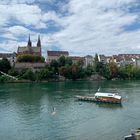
[18,46,40,53]
[32,47,41,52]
[18,46,28,52]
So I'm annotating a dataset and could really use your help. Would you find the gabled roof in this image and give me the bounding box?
[70,56,85,60]
[32,47,41,52]
[0,53,16,58]
[98,54,106,60]
[47,51,69,56]
[18,46,28,52]
[85,55,93,58]
[18,46,40,53]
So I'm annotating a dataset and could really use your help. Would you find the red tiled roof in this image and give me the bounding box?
[0,53,16,58]
[47,51,69,56]
[69,56,85,60]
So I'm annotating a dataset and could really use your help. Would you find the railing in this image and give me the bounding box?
[0,71,18,81]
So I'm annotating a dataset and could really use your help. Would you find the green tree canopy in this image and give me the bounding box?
[21,69,35,81]
[58,56,66,67]
[65,57,73,66]
[0,58,11,73]
[17,54,45,63]
[94,53,99,72]
[50,60,59,73]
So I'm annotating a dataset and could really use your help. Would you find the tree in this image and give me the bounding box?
[77,59,84,67]
[125,64,134,79]
[50,60,59,73]
[85,65,93,76]
[65,57,73,66]
[21,69,35,81]
[94,53,99,72]
[37,69,53,81]
[0,75,11,83]
[59,66,67,76]
[96,62,105,74]
[118,66,128,80]
[0,58,11,73]
[71,64,86,80]
[8,69,19,76]
[94,53,99,62]
[133,67,140,79]
[58,56,66,67]
[108,62,119,79]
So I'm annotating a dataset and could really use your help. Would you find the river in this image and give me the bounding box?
[0,81,140,140]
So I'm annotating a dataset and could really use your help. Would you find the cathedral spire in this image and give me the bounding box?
[27,34,32,47]
[37,35,41,47]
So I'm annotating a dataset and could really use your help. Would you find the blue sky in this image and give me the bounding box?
[0,0,140,57]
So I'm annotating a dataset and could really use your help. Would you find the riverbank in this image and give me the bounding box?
[0,72,139,84]
[0,73,106,83]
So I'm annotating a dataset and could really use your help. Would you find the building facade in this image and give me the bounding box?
[69,56,84,64]
[84,55,94,67]
[97,54,140,67]
[47,51,69,63]
[14,62,45,72]
[0,52,17,67]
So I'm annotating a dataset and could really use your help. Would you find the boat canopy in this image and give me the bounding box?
[95,92,121,100]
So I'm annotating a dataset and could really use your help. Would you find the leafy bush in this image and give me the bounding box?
[0,75,12,83]
[21,69,36,81]
[8,69,19,76]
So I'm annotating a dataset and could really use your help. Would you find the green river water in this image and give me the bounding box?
[0,80,140,140]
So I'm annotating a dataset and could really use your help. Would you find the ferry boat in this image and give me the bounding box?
[94,92,122,104]
[76,90,122,104]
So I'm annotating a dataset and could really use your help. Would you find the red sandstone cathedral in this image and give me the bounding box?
[17,35,41,56]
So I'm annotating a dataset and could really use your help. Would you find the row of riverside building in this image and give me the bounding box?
[0,36,94,71]
[1,35,140,71]
[98,54,140,67]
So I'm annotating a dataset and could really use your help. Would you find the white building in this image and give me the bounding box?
[46,51,69,63]
[0,52,17,67]
[84,55,94,67]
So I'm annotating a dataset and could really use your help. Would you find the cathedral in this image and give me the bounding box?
[17,35,42,56]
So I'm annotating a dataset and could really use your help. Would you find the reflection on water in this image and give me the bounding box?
[75,99,123,109]
[0,81,140,140]
[95,102,123,109]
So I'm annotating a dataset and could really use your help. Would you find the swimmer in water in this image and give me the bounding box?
[51,107,56,115]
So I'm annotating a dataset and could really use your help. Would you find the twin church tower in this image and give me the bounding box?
[17,35,42,56]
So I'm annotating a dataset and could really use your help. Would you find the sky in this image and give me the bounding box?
[0,0,140,57]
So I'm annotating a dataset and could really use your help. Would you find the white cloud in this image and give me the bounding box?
[47,0,140,56]
[1,26,34,41]
[8,26,30,36]
[0,4,47,28]
[42,11,60,23]
[0,0,56,4]
[0,0,140,57]
[0,40,20,52]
